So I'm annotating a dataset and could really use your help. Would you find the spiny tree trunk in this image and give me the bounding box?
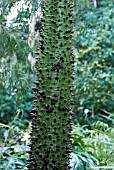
[26,0,74,170]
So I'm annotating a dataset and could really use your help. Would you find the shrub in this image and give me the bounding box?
[72,121,114,169]
[0,59,34,123]
[73,2,114,122]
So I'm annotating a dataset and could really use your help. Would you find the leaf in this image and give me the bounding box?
[0,123,9,128]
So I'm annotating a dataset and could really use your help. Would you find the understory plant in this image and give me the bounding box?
[27,0,74,170]
[0,111,30,170]
[71,121,114,169]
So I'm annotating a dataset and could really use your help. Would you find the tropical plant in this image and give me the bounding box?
[26,0,74,170]
[1,0,114,170]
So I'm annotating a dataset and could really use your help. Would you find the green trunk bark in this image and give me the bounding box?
[27,1,74,170]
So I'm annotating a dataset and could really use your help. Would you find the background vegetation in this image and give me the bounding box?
[0,0,114,169]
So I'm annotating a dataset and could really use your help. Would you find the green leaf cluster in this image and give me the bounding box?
[0,59,34,123]
[73,1,114,122]
[71,122,114,169]
[0,112,30,170]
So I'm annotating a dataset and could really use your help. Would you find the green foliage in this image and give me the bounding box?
[0,0,114,170]
[71,122,114,169]
[0,0,39,123]
[72,2,114,168]
[0,145,28,170]
[0,59,34,123]
[73,1,114,122]
[0,111,30,170]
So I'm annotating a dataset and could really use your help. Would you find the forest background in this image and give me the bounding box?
[0,0,114,169]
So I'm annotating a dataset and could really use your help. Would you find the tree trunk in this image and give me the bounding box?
[28,14,36,65]
[93,0,98,8]
[26,0,74,169]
